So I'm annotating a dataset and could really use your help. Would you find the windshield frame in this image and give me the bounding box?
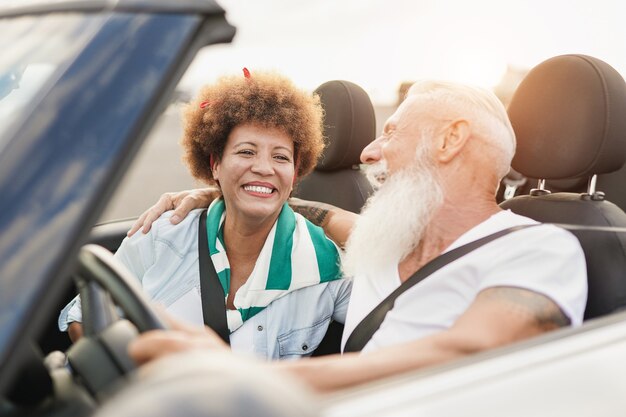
[0,8,233,395]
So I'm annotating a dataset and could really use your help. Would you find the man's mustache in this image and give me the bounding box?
[365,161,388,189]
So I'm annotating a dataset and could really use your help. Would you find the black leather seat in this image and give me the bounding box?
[509,167,626,212]
[294,80,376,213]
[500,54,626,320]
[500,160,626,211]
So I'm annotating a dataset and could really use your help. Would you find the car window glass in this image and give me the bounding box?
[0,14,104,148]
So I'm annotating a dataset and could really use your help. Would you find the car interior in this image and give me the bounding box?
[33,78,380,364]
[295,79,376,212]
[7,52,626,416]
[3,76,379,413]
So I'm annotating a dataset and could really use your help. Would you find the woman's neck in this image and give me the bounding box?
[222,212,279,259]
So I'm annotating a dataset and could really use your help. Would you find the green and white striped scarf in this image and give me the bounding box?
[205,199,342,332]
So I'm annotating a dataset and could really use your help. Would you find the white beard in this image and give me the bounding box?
[342,148,443,278]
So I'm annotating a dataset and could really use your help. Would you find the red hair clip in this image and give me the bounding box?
[199,101,211,109]
[243,67,251,79]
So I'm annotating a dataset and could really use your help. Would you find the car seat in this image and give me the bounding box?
[294,80,376,355]
[294,80,376,213]
[499,162,626,211]
[500,54,626,320]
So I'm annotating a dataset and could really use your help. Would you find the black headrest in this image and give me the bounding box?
[508,54,626,179]
[313,80,376,171]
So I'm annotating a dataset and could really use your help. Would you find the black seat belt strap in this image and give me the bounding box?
[198,210,230,344]
[343,224,538,353]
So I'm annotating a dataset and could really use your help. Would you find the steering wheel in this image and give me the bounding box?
[66,244,168,398]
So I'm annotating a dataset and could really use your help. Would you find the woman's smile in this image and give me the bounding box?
[242,181,277,197]
[214,123,295,222]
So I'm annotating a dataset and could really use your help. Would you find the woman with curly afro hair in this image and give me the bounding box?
[60,69,351,360]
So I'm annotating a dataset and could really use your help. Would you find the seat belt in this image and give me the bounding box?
[198,210,230,344]
[343,224,538,353]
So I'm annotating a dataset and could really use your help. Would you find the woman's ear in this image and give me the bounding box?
[211,154,220,181]
[436,119,471,163]
[213,168,221,188]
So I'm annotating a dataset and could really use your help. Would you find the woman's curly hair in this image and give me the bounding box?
[181,70,325,184]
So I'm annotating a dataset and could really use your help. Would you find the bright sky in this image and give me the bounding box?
[180,0,626,105]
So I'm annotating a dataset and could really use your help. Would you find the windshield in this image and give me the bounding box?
[0,13,104,148]
[0,11,106,381]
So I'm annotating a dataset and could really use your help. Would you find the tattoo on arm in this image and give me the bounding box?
[291,205,329,226]
[478,287,571,330]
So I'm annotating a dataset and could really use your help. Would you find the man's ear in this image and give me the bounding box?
[436,119,471,163]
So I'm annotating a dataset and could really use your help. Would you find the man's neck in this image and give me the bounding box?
[397,199,502,282]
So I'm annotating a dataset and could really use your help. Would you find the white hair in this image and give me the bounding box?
[407,80,516,179]
[343,132,443,276]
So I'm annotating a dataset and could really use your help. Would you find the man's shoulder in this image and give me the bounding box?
[458,210,585,265]
[488,209,538,227]
[500,211,580,244]
[483,210,581,247]
[517,223,583,254]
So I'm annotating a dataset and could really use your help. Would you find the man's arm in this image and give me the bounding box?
[127,286,569,392]
[129,313,229,366]
[288,198,358,248]
[276,286,570,392]
[127,190,359,247]
[127,188,220,236]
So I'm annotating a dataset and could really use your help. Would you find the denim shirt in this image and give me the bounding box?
[59,209,352,360]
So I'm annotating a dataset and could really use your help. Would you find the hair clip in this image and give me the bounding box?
[199,101,211,109]
[243,67,251,79]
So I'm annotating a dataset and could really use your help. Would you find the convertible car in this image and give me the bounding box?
[2,1,626,416]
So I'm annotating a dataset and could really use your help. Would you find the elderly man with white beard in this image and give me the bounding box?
[125,80,587,392]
